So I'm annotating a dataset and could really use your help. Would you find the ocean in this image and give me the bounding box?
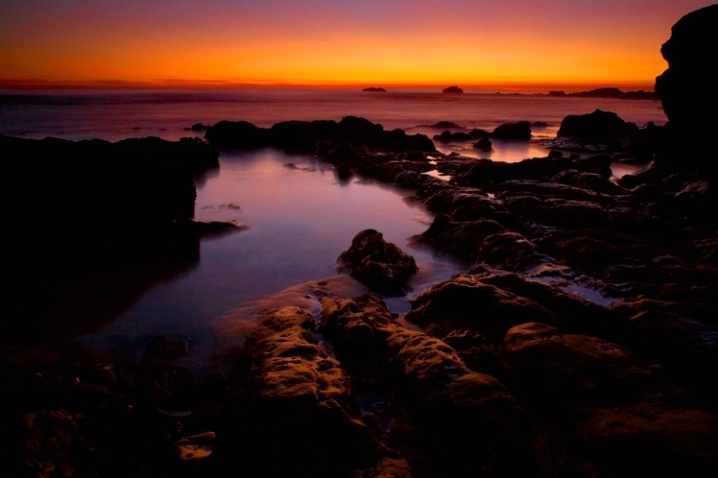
[1,87,668,371]
[0,87,666,141]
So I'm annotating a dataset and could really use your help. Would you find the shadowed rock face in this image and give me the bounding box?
[2,134,223,344]
[654,4,718,173]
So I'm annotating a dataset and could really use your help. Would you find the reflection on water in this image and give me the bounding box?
[433,137,555,163]
[77,148,464,371]
[412,122,559,164]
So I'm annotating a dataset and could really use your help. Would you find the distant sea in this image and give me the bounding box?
[0,87,668,371]
[0,87,666,140]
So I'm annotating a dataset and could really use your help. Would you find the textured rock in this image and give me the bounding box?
[405,273,557,339]
[320,295,535,477]
[337,229,418,296]
[217,306,375,476]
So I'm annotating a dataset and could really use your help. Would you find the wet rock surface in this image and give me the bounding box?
[215,306,376,477]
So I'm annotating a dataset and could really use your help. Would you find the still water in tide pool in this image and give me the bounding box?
[1,88,668,369]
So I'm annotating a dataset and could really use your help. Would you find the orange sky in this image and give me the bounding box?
[1,1,715,92]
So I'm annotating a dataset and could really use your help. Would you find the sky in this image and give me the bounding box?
[1,0,716,91]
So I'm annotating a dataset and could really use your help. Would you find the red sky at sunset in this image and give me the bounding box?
[1,0,715,92]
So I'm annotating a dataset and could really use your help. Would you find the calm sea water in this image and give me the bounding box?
[0,88,668,370]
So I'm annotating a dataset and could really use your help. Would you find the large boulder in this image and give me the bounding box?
[491,121,532,140]
[557,109,639,150]
[654,4,718,174]
[337,229,418,296]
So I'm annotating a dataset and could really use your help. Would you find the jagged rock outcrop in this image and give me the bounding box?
[654,4,718,174]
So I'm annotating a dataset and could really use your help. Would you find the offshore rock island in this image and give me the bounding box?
[2,4,718,478]
[442,85,464,93]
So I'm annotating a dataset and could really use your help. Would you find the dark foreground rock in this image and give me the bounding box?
[1,134,240,343]
[655,4,718,175]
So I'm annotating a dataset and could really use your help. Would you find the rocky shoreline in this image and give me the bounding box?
[3,109,717,476]
[3,5,718,477]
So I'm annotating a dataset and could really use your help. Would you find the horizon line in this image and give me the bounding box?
[0,78,657,94]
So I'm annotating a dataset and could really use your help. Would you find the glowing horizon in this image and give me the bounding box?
[1,1,715,92]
